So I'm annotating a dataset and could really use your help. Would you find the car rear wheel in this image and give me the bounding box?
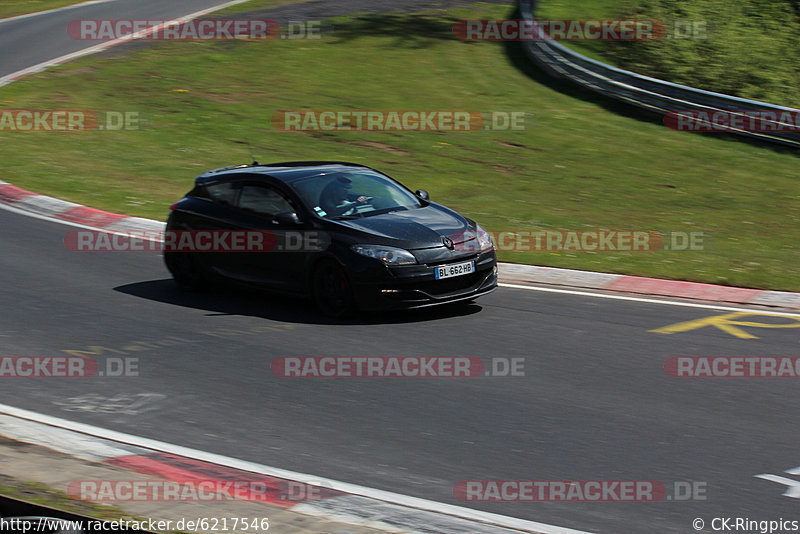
[164,251,206,291]
[312,260,354,317]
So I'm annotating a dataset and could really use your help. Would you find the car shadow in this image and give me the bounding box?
[113,279,485,325]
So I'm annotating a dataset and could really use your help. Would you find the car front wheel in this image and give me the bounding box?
[312,260,354,317]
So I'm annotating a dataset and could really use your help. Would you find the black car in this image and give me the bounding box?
[164,161,497,315]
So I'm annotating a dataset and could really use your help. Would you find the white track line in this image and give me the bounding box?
[498,282,800,318]
[0,0,121,25]
[0,403,590,534]
[4,196,796,318]
[0,2,785,532]
[0,0,255,88]
[0,201,163,234]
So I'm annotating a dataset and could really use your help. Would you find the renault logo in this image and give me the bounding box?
[442,236,454,249]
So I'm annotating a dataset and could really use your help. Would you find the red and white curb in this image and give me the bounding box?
[2,177,799,311]
[0,180,163,232]
[499,264,800,310]
[0,405,587,534]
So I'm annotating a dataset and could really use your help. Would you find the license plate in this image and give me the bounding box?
[435,260,474,280]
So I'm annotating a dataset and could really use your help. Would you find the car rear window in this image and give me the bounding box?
[238,185,294,218]
[205,182,237,206]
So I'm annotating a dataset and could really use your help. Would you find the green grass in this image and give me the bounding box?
[0,2,798,290]
[0,474,146,526]
[215,0,316,14]
[0,0,88,19]
[536,0,800,106]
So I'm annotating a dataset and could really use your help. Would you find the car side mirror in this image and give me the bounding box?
[415,189,430,201]
[274,211,302,226]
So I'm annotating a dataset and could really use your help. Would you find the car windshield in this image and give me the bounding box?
[292,170,423,219]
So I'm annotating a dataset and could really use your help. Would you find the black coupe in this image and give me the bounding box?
[164,161,497,315]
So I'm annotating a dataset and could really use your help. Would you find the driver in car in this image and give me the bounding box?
[319,177,371,217]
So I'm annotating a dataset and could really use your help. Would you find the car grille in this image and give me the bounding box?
[384,270,486,299]
[422,271,484,295]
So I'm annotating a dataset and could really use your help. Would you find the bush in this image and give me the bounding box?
[543,0,800,106]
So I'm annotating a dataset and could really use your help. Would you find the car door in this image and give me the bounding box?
[232,182,308,292]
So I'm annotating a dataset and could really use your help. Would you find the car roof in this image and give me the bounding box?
[195,161,374,186]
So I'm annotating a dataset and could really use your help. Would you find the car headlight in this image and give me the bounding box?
[352,244,417,266]
[477,224,494,252]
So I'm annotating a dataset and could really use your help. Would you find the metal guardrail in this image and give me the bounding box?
[517,0,800,149]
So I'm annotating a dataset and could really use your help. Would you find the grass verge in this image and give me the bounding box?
[0,474,143,525]
[0,2,798,290]
[536,0,800,106]
[214,0,315,15]
[0,0,91,20]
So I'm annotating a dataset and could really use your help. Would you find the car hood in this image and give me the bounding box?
[331,204,472,250]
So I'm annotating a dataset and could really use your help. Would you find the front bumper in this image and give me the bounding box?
[349,250,498,311]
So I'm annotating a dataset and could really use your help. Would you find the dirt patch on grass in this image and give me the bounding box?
[497,140,544,151]
[337,139,411,155]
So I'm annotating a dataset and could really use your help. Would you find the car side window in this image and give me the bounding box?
[238,185,294,218]
[205,183,238,206]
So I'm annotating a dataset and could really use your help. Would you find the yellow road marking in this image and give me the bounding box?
[650,312,800,339]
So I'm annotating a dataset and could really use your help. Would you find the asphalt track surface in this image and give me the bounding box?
[1,1,799,533]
